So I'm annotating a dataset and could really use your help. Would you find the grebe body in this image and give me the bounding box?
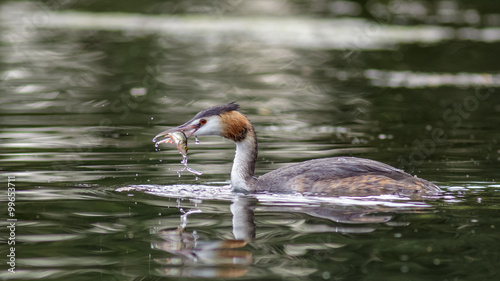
[154,103,441,196]
[257,157,440,196]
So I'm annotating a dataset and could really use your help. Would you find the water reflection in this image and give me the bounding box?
[119,184,500,279]
[154,229,251,278]
[1,0,500,280]
[1,185,497,280]
[116,184,441,278]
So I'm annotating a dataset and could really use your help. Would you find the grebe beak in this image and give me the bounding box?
[152,123,197,143]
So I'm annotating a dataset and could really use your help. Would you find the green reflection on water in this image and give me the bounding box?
[1,0,500,280]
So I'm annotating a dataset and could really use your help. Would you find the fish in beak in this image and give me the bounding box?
[153,131,188,156]
[153,123,198,144]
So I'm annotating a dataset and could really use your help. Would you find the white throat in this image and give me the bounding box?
[231,136,258,192]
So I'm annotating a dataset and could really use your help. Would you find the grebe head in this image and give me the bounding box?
[153,102,252,142]
[154,102,259,192]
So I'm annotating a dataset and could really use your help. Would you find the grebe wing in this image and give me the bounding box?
[257,157,441,196]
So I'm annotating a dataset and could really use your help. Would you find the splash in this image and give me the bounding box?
[180,208,202,228]
[176,154,203,177]
[153,132,203,177]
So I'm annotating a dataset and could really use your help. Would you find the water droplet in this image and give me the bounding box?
[151,117,154,120]
[186,166,203,176]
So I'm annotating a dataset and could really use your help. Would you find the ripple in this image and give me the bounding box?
[18,233,83,243]
[117,184,435,209]
[19,257,117,267]
[24,10,454,50]
[116,184,235,200]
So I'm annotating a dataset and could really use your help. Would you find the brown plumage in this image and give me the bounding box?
[220,111,252,142]
[257,157,440,196]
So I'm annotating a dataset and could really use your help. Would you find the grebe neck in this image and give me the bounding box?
[230,128,258,192]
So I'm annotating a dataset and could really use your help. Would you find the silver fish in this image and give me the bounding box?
[155,131,188,156]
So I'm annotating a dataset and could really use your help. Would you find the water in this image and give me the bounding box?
[1,1,500,280]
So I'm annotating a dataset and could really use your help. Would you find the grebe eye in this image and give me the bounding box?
[200,119,207,125]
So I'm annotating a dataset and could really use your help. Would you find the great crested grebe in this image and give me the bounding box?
[154,102,441,196]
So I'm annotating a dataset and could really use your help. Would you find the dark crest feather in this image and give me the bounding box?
[193,102,240,119]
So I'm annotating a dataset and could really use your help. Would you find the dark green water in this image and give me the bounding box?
[1,1,500,280]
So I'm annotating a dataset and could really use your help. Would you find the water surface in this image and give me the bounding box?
[1,1,500,280]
